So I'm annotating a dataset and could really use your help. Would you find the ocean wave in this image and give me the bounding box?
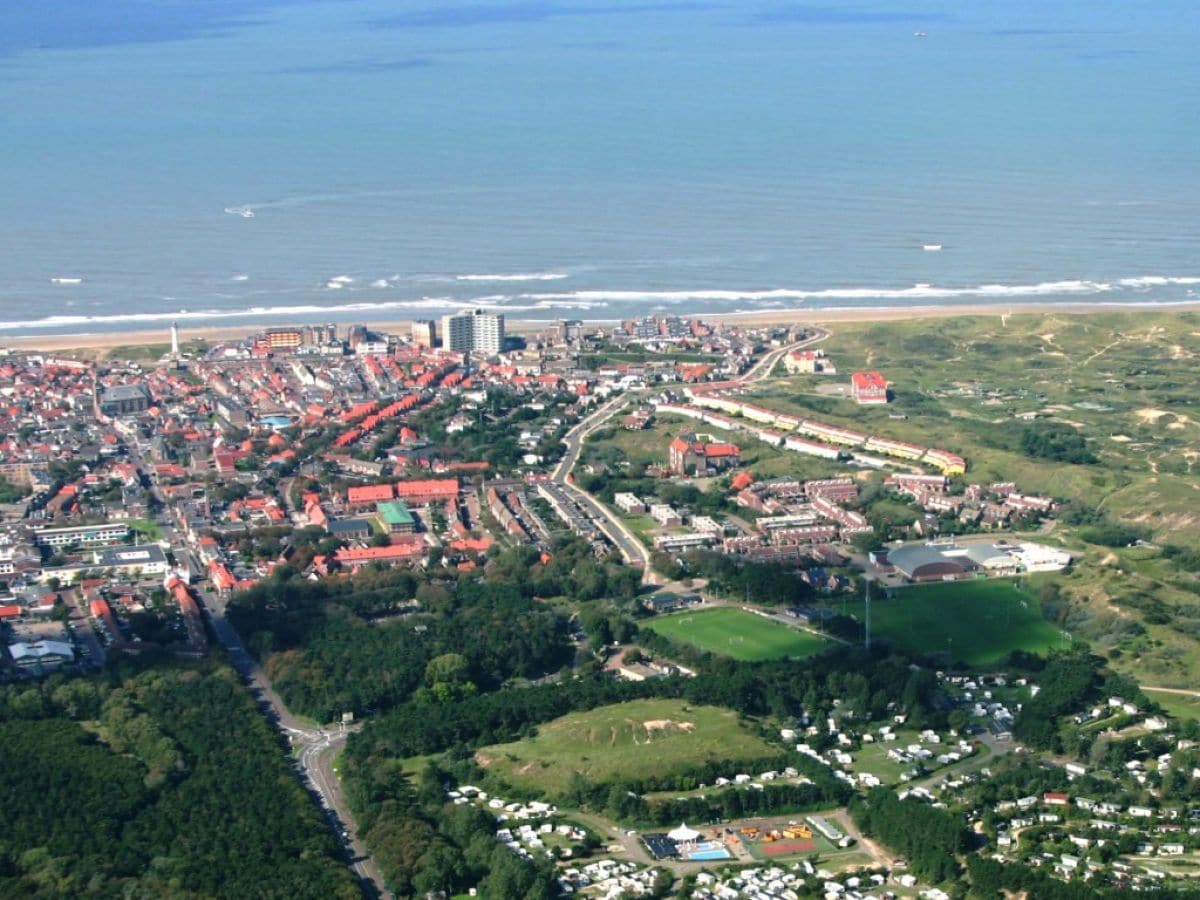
[1115,275,1200,288]
[0,297,610,331]
[455,272,570,282]
[500,276,1200,304]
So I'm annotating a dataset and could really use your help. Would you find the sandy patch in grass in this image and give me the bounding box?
[1137,408,1172,423]
[640,719,695,738]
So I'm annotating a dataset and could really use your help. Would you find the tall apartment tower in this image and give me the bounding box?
[410,319,437,349]
[440,309,505,354]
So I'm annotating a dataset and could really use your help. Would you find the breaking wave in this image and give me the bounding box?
[3,273,1197,333]
[500,275,1200,304]
[455,272,570,282]
[0,298,609,331]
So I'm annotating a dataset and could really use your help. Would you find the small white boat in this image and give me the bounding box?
[922,243,943,251]
[50,277,83,285]
[914,31,928,38]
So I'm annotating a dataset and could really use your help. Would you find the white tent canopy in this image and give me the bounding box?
[667,823,702,843]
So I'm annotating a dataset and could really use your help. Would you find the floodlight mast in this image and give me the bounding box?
[864,577,871,652]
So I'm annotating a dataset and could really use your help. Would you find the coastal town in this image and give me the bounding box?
[3,307,1197,900]
[5,3,1196,896]
[0,313,1068,669]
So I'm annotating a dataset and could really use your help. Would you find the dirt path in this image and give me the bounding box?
[1143,686,1200,698]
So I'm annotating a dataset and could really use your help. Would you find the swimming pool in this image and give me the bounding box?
[261,415,294,429]
[687,843,731,861]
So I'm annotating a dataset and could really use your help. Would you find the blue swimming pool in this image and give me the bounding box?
[687,847,731,861]
[261,415,294,429]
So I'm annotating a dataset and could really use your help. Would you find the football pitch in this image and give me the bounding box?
[846,579,1066,665]
[643,606,830,661]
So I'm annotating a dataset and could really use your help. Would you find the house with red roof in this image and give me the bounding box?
[668,433,741,476]
[332,542,426,569]
[346,483,395,508]
[850,370,889,405]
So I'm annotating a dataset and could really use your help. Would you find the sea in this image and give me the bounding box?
[1,0,1198,336]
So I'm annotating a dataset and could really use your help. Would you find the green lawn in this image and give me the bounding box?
[644,606,831,661]
[1146,690,1200,724]
[847,579,1065,666]
[475,698,777,796]
[127,518,162,541]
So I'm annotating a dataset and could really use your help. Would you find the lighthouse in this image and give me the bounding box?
[170,322,180,355]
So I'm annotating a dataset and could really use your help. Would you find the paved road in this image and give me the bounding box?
[63,588,106,668]
[551,329,834,581]
[196,572,389,897]
[553,396,655,577]
[740,327,831,384]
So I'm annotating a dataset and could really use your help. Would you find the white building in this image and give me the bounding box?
[441,309,505,354]
[9,640,74,669]
[614,493,647,514]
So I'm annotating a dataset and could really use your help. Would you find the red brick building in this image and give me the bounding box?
[668,433,741,476]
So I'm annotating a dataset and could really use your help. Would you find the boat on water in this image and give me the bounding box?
[50,277,83,285]
[914,31,928,37]
[224,206,255,218]
[922,243,943,251]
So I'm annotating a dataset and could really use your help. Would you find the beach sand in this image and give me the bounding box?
[5,302,1199,355]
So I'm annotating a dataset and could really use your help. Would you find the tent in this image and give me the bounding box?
[667,823,701,843]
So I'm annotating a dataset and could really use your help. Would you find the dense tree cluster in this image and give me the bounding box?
[0,475,30,503]
[343,758,558,899]
[228,566,572,721]
[564,759,851,826]
[407,389,578,471]
[0,663,357,898]
[965,856,1200,899]
[1012,650,1106,750]
[1019,422,1098,464]
[677,550,816,607]
[850,788,968,884]
[348,649,947,767]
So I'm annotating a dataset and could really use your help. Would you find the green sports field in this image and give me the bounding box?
[847,579,1065,665]
[474,698,777,795]
[643,606,830,661]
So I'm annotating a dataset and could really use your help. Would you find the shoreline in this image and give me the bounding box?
[4,300,1199,354]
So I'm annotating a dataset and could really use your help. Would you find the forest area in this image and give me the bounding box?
[0,661,357,898]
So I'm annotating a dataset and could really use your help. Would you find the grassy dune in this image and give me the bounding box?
[475,698,778,795]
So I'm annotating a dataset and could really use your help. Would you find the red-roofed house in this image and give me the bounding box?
[730,471,755,492]
[668,433,741,476]
[449,537,493,554]
[393,478,458,503]
[346,483,395,508]
[332,543,426,569]
[850,371,889,405]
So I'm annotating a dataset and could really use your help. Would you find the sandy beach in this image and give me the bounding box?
[4,301,1199,355]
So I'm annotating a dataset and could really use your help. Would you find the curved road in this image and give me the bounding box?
[552,328,832,580]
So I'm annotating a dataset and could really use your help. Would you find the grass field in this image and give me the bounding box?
[644,607,831,661]
[475,698,777,796]
[1146,690,1200,724]
[751,311,1200,540]
[843,579,1064,666]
